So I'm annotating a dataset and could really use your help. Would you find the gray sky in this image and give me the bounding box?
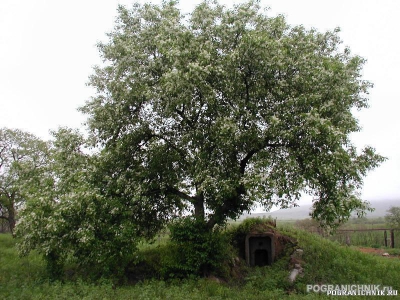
[1,0,399,204]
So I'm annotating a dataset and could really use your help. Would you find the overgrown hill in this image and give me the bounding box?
[1,225,399,299]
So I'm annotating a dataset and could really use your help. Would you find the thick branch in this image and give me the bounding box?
[240,149,258,174]
[240,141,288,174]
[166,186,196,203]
[208,141,292,228]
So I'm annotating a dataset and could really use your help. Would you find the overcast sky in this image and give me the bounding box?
[1,0,399,204]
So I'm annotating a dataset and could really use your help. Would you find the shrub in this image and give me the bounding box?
[162,217,232,279]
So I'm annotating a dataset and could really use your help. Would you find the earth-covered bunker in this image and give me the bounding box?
[245,232,275,266]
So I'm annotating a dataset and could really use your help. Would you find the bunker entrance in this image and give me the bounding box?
[246,234,274,267]
[254,249,269,266]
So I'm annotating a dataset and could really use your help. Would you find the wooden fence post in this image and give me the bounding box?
[346,234,351,246]
[390,230,395,248]
[384,230,388,247]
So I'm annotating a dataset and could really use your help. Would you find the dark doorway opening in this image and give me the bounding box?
[254,249,269,266]
[246,234,274,266]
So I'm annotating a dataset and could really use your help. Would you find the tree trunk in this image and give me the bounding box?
[194,192,205,220]
[7,205,16,236]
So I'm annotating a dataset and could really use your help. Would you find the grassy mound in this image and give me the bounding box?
[1,223,399,299]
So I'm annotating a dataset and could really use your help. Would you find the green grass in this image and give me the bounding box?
[1,224,400,299]
[282,227,400,288]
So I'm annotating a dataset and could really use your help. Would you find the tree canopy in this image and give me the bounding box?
[16,128,145,275]
[0,128,49,234]
[385,207,400,229]
[79,0,384,230]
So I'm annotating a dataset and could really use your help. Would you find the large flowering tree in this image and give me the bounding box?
[81,0,384,229]
[16,0,385,276]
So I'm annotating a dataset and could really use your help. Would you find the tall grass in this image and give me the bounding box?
[294,217,400,248]
[327,230,400,248]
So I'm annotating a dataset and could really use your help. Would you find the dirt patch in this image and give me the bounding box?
[356,247,385,255]
[355,247,398,258]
